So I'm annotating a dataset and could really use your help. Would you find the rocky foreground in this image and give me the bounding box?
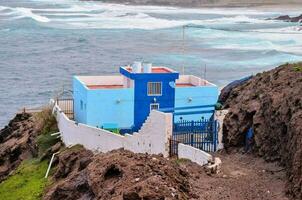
[222,63,302,199]
[44,148,193,200]
[44,146,289,200]
[0,112,290,200]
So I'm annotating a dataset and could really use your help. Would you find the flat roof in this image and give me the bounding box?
[87,83,196,90]
[87,84,124,89]
[124,66,174,74]
[176,83,195,87]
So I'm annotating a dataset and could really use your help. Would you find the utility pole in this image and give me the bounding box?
[182,25,185,75]
[204,64,207,85]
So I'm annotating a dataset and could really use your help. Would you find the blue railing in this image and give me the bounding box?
[172,119,218,152]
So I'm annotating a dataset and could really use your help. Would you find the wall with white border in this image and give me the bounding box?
[178,143,213,166]
[53,100,213,165]
[54,103,172,157]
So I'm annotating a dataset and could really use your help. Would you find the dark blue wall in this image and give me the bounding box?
[120,68,179,131]
[132,73,178,131]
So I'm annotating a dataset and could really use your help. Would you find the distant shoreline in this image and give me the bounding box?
[84,0,302,9]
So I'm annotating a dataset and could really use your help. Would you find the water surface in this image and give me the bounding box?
[1,0,302,127]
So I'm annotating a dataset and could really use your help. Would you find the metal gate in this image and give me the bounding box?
[56,98,74,120]
[170,119,218,156]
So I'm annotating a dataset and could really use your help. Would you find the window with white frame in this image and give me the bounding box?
[150,103,159,111]
[147,82,162,96]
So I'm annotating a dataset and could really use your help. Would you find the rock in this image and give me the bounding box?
[272,14,302,23]
[274,15,291,21]
[0,113,38,182]
[40,141,63,161]
[53,147,93,179]
[222,63,302,199]
[219,75,253,104]
[44,149,195,200]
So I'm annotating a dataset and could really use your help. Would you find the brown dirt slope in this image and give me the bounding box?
[0,113,38,182]
[44,146,290,200]
[44,148,194,200]
[222,63,302,199]
[189,151,288,200]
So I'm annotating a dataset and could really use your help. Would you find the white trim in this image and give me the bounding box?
[147,82,162,96]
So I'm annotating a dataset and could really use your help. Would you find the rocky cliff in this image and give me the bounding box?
[222,63,302,199]
[0,113,38,182]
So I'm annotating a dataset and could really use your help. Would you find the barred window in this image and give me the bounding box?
[150,103,159,111]
[147,82,162,96]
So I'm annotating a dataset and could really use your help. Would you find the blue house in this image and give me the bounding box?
[73,62,218,132]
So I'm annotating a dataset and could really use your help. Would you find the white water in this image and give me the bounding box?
[0,1,301,30]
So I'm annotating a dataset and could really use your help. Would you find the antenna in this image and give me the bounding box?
[182,25,185,74]
[204,64,207,85]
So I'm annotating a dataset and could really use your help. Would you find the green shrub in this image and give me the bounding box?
[293,64,302,72]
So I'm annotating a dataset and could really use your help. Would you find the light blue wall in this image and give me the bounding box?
[73,75,218,128]
[175,86,218,122]
[73,77,88,124]
[86,88,134,129]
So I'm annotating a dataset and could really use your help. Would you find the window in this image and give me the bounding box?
[150,103,159,111]
[147,82,162,96]
[80,100,83,110]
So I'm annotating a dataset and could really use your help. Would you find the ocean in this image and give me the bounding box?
[0,0,302,127]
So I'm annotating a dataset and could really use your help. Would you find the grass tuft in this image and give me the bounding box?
[292,63,302,72]
[174,158,189,165]
[0,159,50,200]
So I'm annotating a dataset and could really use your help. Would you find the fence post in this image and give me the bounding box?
[213,120,217,151]
[191,120,194,146]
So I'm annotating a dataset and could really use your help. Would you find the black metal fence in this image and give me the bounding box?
[170,119,218,156]
[169,139,180,157]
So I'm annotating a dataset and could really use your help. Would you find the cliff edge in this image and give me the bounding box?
[222,63,302,199]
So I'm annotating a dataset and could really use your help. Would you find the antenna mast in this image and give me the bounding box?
[204,64,207,85]
[182,25,185,75]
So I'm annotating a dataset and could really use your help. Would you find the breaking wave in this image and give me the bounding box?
[0,6,50,22]
[0,2,285,29]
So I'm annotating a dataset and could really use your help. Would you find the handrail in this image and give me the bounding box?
[159,104,216,112]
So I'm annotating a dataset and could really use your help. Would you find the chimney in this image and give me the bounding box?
[143,62,152,73]
[132,61,142,73]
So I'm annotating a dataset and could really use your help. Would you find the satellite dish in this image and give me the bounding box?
[169,81,175,88]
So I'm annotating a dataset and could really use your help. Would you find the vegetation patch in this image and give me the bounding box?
[174,158,190,165]
[0,159,50,200]
[292,63,302,72]
[35,107,60,156]
[0,107,60,199]
[37,133,60,156]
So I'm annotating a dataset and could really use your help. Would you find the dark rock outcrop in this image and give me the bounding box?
[0,113,38,182]
[44,148,193,200]
[91,0,302,8]
[222,63,302,199]
[219,75,253,104]
[273,14,302,23]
